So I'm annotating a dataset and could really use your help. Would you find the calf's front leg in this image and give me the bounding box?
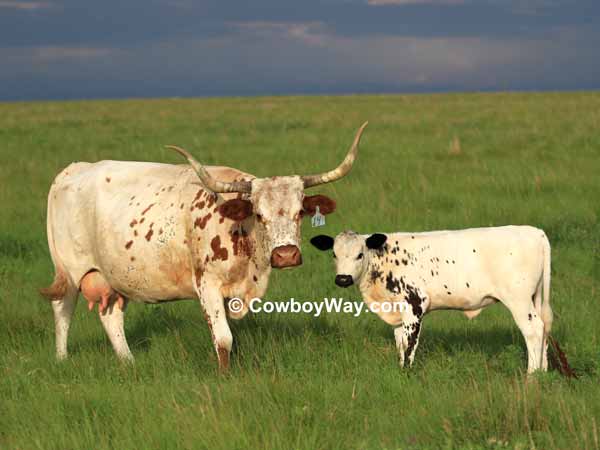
[394,318,423,368]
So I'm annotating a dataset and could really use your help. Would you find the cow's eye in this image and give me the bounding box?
[357,253,364,260]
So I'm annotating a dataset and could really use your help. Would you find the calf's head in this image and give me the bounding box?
[311,231,387,286]
[168,122,367,269]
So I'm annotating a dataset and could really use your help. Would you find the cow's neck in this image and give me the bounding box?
[247,219,272,276]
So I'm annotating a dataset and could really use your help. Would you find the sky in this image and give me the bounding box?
[1,0,599,101]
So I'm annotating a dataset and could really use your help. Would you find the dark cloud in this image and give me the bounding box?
[0,0,598,100]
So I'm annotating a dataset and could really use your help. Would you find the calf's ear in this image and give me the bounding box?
[310,235,335,251]
[366,233,387,250]
[303,195,336,216]
[218,199,253,222]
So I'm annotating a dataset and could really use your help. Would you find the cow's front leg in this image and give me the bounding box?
[394,318,423,368]
[196,276,233,372]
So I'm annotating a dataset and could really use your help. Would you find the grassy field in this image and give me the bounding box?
[1,92,599,450]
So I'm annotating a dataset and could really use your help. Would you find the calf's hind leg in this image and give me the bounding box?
[506,298,545,373]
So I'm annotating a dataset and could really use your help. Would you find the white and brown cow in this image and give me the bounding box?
[40,122,368,370]
[311,225,553,373]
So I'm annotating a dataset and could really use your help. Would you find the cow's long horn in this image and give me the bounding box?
[166,145,252,193]
[301,121,368,188]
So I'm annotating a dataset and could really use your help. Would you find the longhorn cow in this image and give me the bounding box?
[40,122,368,370]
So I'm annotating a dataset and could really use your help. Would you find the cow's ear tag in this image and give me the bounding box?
[311,206,326,227]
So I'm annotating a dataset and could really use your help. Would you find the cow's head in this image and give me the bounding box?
[311,231,387,286]
[168,122,368,269]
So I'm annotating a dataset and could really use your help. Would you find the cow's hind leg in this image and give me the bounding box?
[51,285,78,360]
[506,298,545,373]
[99,301,134,362]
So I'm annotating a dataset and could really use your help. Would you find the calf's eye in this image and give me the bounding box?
[357,253,364,260]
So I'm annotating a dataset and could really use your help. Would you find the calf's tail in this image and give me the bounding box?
[541,232,577,379]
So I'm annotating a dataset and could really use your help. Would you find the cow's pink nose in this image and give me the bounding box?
[270,245,302,268]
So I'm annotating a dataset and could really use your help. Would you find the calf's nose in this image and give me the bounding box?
[270,245,302,268]
[335,274,354,287]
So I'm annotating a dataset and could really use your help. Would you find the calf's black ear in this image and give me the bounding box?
[310,235,335,251]
[366,233,387,250]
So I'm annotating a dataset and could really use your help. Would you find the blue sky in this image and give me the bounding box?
[1,0,598,100]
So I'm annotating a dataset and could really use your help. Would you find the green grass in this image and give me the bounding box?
[1,92,600,450]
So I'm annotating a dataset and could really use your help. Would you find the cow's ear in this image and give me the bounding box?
[366,233,387,250]
[218,199,253,222]
[310,235,335,251]
[303,195,336,216]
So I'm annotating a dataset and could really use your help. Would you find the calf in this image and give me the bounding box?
[311,226,553,373]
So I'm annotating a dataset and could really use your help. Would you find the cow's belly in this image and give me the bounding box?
[99,252,197,302]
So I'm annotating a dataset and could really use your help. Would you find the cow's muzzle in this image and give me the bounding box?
[270,245,302,269]
[335,274,354,287]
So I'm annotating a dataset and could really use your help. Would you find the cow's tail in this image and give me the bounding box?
[39,179,73,301]
[540,232,553,335]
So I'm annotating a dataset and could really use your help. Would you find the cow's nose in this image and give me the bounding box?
[335,274,354,287]
[270,245,302,268]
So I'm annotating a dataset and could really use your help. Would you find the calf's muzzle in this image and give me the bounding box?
[335,274,354,287]
[270,245,302,268]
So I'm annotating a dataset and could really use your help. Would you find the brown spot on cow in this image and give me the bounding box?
[130,196,136,201]
[231,228,252,257]
[159,228,164,235]
[195,265,204,288]
[130,256,135,262]
[180,203,184,209]
[145,229,154,241]
[129,219,138,228]
[125,240,133,250]
[253,275,258,282]
[105,177,111,183]
[206,192,217,208]
[211,236,228,261]
[140,218,145,224]
[194,213,212,230]
[141,203,155,215]
[134,230,138,237]
[278,208,284,216]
